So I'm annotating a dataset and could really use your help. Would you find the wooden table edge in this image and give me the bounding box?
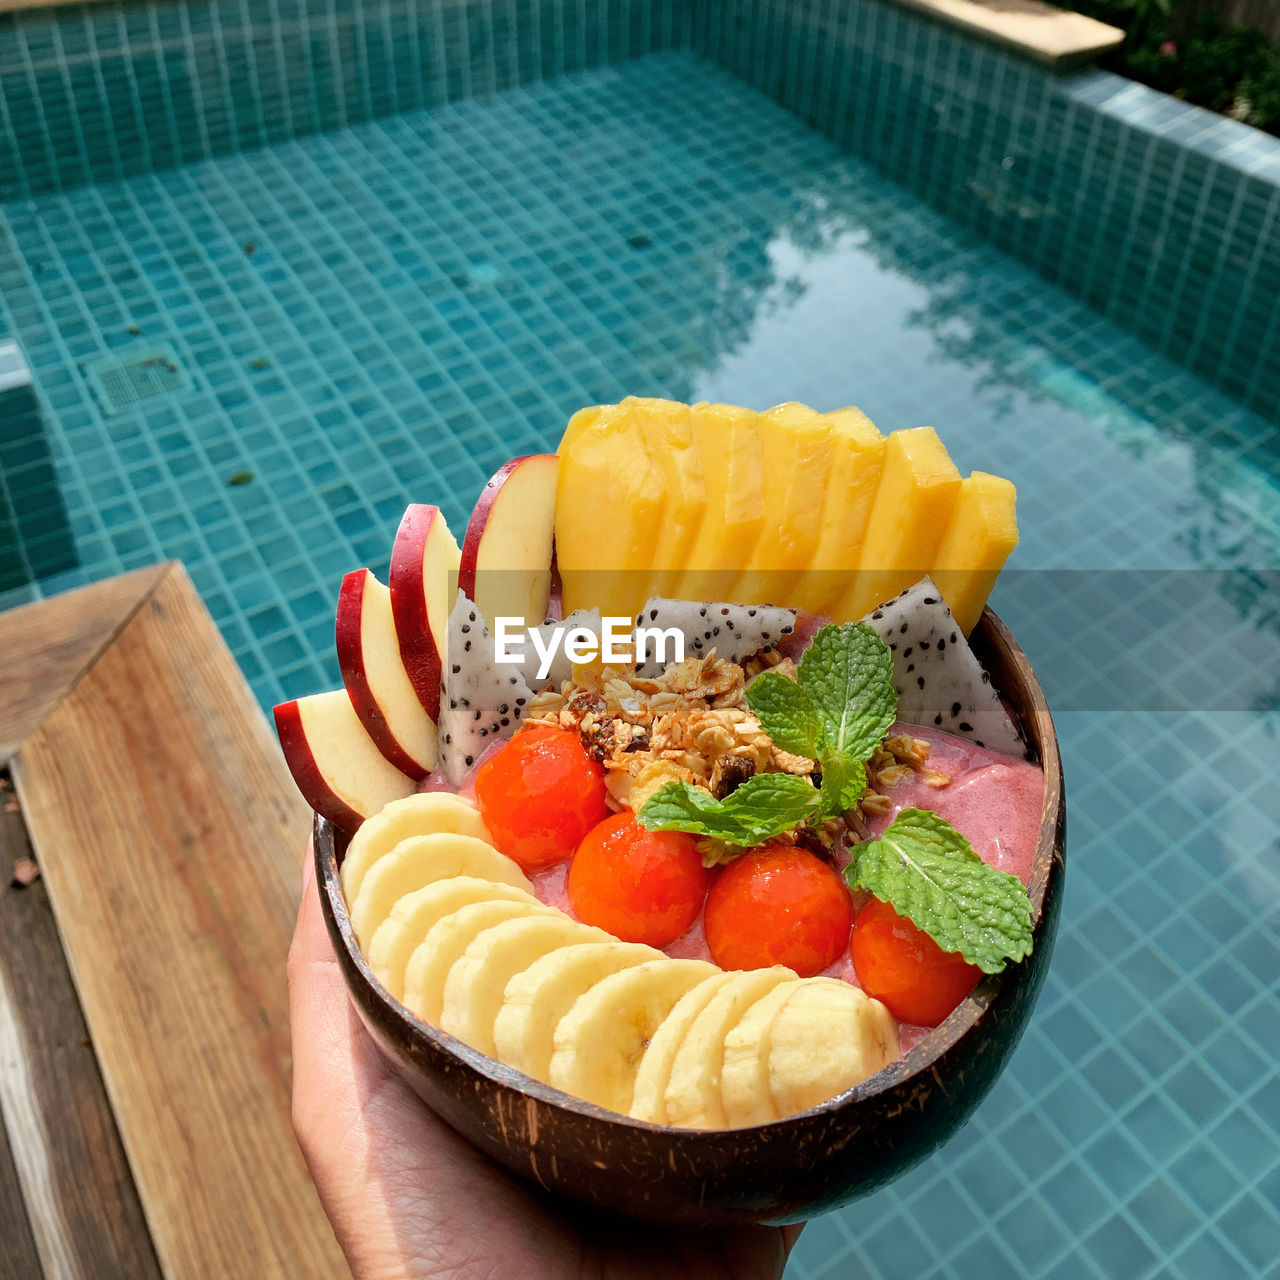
[0,562,349,1279]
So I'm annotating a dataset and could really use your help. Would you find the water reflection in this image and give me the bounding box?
[669,164,1280,586]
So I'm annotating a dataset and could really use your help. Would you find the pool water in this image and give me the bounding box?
[2,47,1277,1280]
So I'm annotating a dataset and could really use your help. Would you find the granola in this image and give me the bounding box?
[528,651,810,812]
[858,733,950,821]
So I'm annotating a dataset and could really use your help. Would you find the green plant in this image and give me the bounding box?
[1237,53,1280,130]
[1060,0,1280,137]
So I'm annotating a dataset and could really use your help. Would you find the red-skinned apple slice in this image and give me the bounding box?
[458,455,559,628]
[389,504,460,719]
[337,569,439,778]
[273,690,416,833]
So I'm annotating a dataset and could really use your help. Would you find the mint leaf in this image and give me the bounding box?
[637,773,819,845]
[745,672,821,756]
[850,809,1033,973]
[817,756,866,820]
[798,624,896,764]
[743,624,895,825]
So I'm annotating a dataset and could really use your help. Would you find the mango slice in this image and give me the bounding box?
[789,406,887,615]
[626,397,703,602]
[731,402,838,607]
[672,402,764,604]
[830,426,961,621]
[932,471,1018,635]
[555,404,667,617]
[553,401,1015,630]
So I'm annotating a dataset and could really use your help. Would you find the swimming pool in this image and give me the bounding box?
[2,3,1278,1277]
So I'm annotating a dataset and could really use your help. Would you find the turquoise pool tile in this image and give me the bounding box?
[1127,1091,1200,1168]
[1084,1128,1158,1201]
[1127,1177,1201,1255]
[1080,1046,1147,1113]
[1217,1194,1280,1274]
[994,1197,1073,1274]
[1042,1259,1107,1280]
[1176,1146,1251,1226]
[1213,1105,1280,1184]
[1001,1107,1070,1182]
[1170,1227,1255,1280]
[0,0,690,202]
[949,1233,1025,1280]
[1085,1214,1160,1278]
[861,1217,935,1276]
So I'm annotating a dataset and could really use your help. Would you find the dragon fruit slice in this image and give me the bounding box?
[502,608,603,690]
[632,598,796,677]
[860,578,1024,757]
[439,592,535,784]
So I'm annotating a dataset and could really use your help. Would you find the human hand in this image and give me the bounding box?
[289,848,804,1280]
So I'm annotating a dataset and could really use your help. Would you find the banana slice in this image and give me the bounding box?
[402,898,559,1025]
[549,958,718,1115]
[767,978,899,1119]
[349,832,531,947]
[341,792,494,900]
[629,971,740,1124]
[662,967,797,1129]
[367,877,545,1001]
[493,941,662,1082]
[440,918,611,1055]
[719,978,807,1127]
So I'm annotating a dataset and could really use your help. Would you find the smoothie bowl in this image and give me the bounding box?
[278,398,1065,1224]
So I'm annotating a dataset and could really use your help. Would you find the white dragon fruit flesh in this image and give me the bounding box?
[631,598,796,677]
[439,592,535,784]
[860,578,1026,758]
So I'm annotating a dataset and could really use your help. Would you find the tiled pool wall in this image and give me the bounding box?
[0,340,77,589]
[0,0,691,198]
[2,1,1278,427]
[692,0,1280,424]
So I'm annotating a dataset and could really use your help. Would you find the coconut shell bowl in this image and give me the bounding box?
[313,607,1066,1226]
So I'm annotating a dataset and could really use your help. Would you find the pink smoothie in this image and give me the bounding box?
[862,723,1042,888]
[819,722,1040,1047]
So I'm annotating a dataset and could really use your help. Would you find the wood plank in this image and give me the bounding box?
[0,1093,43,1280]
[0,565,169,760]
[14,564,349,1280]
[890,0,1123,66]
[0,784,162,1280]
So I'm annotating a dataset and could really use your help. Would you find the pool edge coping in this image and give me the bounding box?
[887,0,1123,68]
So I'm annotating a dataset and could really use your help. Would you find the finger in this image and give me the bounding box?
[287,846,472,1163]
[285,845,558,1273]
[288,842,329,972]
[287,842,406,1171]
[301,836,315,893]
[781,1222,806,1255]
[287,850,362,1116]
